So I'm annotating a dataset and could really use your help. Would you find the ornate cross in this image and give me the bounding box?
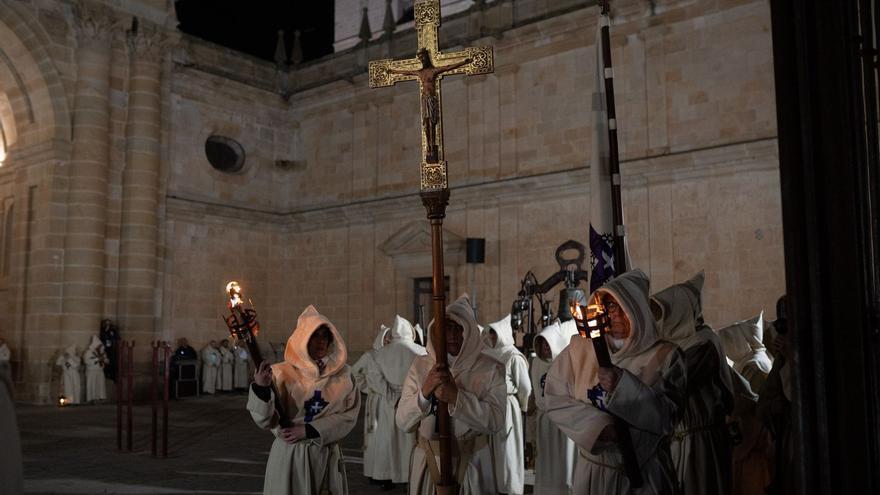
[369,0,494,192]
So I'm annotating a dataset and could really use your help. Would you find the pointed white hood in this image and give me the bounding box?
[372,324,390,350]
[592,269,659,364]
[481,314,524,364]
[373,315,427,387]
[717,312,772,375]
[651,271,704,343]
[426,295,484,374]
[284,305,348,380]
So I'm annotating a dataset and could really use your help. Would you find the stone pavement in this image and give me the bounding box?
[17,392,407,494]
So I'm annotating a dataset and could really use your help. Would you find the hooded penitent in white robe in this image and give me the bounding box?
[369,315,428,483]
[234,343,250,389]
[248,305,360,495]
[482,314,532,495]
[545,270,688,495]
[201,345,220,395]
[718,312,775,495]
[351,324,389,480]
[651,273,734,495]
[219,344,234,391]
[56,345,83,404]
[396,295,507,495]
[83,335,108,402]
[727,367,772,495]
[717,313,772,395]
[531,319,579,495]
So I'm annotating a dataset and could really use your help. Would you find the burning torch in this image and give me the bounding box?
[570,298,644,488]
[222,281,290,427]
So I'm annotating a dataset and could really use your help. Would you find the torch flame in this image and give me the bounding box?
[226,281,243,309]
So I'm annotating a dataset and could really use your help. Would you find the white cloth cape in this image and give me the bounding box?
[56,345,82,404]
[651,272,734,495]
[350,323,389,479]
[83,335,108,402]
[545,270,687,495]
[368,315,427,482]
[396,295,506,495]
[233,344,250,389]
[482,314,532,495]
[201,346,220,394]
[531,319,579,494]
[248,305,360,495]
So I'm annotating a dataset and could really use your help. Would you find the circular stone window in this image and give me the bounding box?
[205,135,246,173]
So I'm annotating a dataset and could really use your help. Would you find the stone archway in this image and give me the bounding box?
[0,0,73,402]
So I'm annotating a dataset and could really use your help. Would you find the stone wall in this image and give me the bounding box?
[0,0,784,401]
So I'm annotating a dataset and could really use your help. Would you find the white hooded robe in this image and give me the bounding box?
[56,346,82,404]
[350,324,389,480]
[219,344,234,391]
[396,295,507,495]
[482,314,532,495]
[201,345,220,395]
[369,315,428,483]
[531,319,579,495]
[718,315,774,495]
[234,343,250,389]
[544,270,688,495]
[83,336,108,402]
[651,273,734,495]
[247,305,361,495]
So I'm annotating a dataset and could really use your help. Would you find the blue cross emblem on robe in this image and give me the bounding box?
[587,383,608,411]
[304,390,329,423]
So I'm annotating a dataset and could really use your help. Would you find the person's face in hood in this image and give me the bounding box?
[383,331,393,346]
[220,340,229,348]
[487,328,498,347]
[209,340,217,349]
[446,319,465,356]
[602,294,631,350]
[308,325,333,361]
[535,336,551,360]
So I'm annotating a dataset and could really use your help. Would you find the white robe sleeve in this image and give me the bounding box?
[247,386,280,431]
[448,361,506,435]
[544,349,614,453]
[511,355,532,412]
[308,377,361,446]
[605,347,687,436]
[396,359,430,433]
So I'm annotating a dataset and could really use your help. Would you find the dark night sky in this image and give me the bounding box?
[173,1,335,63]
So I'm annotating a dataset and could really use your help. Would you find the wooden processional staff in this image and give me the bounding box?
[369,1,494,492]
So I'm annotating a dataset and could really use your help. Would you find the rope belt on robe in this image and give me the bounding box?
[578,438,670,473]
[671,421,726,442]
[418,435,490,485]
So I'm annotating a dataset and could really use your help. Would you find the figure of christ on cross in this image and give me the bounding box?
[386,49,472,163]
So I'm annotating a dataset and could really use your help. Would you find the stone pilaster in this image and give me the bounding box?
[117,23,163,341]
[60,1,116,346]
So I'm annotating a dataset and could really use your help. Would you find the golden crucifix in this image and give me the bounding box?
[369,0,494,191]
[369,2,493,493]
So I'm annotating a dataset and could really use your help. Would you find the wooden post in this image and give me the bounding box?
[422,189,454,491]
